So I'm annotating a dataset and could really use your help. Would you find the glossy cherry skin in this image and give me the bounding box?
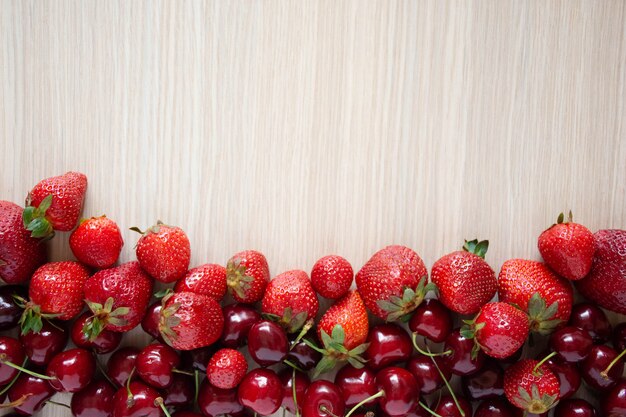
[107,347,140,387]
[475,398,517,417]
[247,320,289,366]
[279,368,310,414]
[71,312,123,354]
[554,398,597,417]
[376,367,420,417]
[613,322,626,351]
[136,343,180,389]
[550,326,593,363]
[302,380,345,417]
[406,354,450,394]
[47,348,96,392]
[409,299,453,343]
[141,301,164,341]
[433,395,473,417]
[112,380,161,417]
[19,319,68,366]
[543,353,581,399]
[180,345,215,373]
[163,374,194,407]
[443,328,486,375]
[71,379,116,417]
[364,324,412,370]
[221,303,262,348]
[173,413,204,417]
[237,368,283,415]
[379,408,430,417]
[287,337,322,370]
[0,336,26,385]
[334,365,378,407]
[462,359,504,400]
[568,303,611,343]
[581,345,624,390]
[604,380,626,417]
[198,381,245,417]
[0,285,27,331]
[7,372,56,415]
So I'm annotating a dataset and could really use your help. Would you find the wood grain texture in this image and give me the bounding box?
[1,1,625,415]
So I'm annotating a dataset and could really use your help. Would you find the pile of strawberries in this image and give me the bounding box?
[0,171,625,417]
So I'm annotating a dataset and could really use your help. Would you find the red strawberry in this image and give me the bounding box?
[83,261,153,339]
[462,302,530,359]
[226,250,269,303]
[538,212,594,280]
[23,171,87,237]
[576,229,626,314]
[174,263,227,301]
[19,261,90,334]
[498,259,573,334]
[131,221,190,283]
[69,216,124,269]
[504,359,560,414]
[207,348,248,389]
[313,290,369,376]
[355,245,430,321]
[159,291,224,350]
[431,239,497,315]
[310,255,353,299]
[0,201,47,284]
[261,270,319,333]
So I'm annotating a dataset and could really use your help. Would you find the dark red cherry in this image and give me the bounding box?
[198,381,244,417]
[376,367,420,417]
[443,328,486,375]
[550,326,593,363]
[180,345,216,373]
[379,407,431,417]
[554,398,597,417]
[7,372,56,415]
[406,354,450,394]
[221,303,262,348]
[107,347,140,387]
[364,324,412,370]
[604,380,626,417]
[70,379,116,417]
[462,359,504,400]
[141,301,164,341]
[581,345,624,390]
[0,285,27,331]
[173,412,204,417]
[433,395,472,417]
[334,364,378,408]
[543,352,581,400]
[409,299,453,343]
[163,374,194,407]
[71,312,123,354]
[237,368,283,415]
[112,380,161,417]
[19,319,68,366]
[47,348,96,392]
[302,380,345,417]
[247,320,289,366]
[136,343,180,389]
[613,323,626,351]
[287,336,322,370]
[569,303,611,344]
[475,398,517,417]
[0,336,26,385]
[279,368,310,414]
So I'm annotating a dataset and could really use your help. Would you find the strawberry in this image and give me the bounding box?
[226,250,269,303]
[311,290,369,376]
[131,221,191,283]
[0,201,47,284]
[355,245,431,321]
[207,348,248,389]
[310,255,353,299]
[498,259,573,334]
[69,215,124,269]
[174,263,227,300]
[576,229,626,314]
[431,239,497,314]
[538,212,594,280]
[462,302,529,359]
[504,359,560,414]
[23,171,87,237]
[159,291,224,350]
[82,261,153,339]
[261,270,319,333]
[19,261,90,334]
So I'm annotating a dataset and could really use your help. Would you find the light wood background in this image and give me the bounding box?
[1,1,625,416]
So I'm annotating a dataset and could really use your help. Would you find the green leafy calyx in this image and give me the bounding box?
[307,324,369,377]
[377,276,436,322]
[83,297,129,341]
[462,239,489,258]
[22,194,55,239]
[527,292,561,335]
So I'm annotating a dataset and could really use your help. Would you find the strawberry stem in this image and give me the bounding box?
[344,391,385,417]
[533,351,557,375]
[419,401,444,417]
[600,348,626,379]
[0,356,53,381]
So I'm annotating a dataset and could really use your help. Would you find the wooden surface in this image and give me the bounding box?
[1,1,625,415]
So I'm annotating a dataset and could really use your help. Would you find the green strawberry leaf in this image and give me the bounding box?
[463,239,489,258]
[331,324,345,345]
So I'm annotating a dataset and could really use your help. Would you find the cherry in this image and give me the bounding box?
[47,347,96,392]
[613,322,626,351]
[107,347,140,387]
[568,303,611,343]
[581,345,624,390]
[379,408,430,417]
[364,324,412,370]
[237,368,283,415]
[475,398,517,417]
[71,312,123,354]
[0,285,27,331]
[279,368,310,414]
[461,359,504,400]
[198,381,244,417]
[554,398,597,417]
[302,380,345,417]
[374,367,420,417]
[335,364,378,408]
[173,413,204,417]
[180,345,215,373]
[112,380,162,417]
[0,336,26,385]
[287,336,322,370]
[407,354,450,394]
[141,301,165,341]
[433,395,472,417]
[499,345,523,364]
[70,379,116,417]
[604,380,626,417]
[6,372,56,415]
[409,299,453,343]
[542,352,581,399]
[247,320,289,366]
[163,374,194,408]
[136,343,181,389]
[443,328,486,375]
[220,303,262,348]
[19,319,68,366]
[550,326,593,363]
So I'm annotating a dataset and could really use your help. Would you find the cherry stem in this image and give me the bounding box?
[426,345,465,417]
[46,400,70,409]
[172,368,195,376]
[126,366,136,404]
[601,348,626,379]
[96,358,117,388]
[292,367,300,417]
[154,397,172,417]
[194,369,200,406]
[292,320,314,347]
[0,357,28,396]
[344,390,385,417]
[533,351,558,375]
[283,359,306,373]
[43,317,64,332]
[412,333,451,357]
[319,405,340,417]
[419,401,443,417]
[0,358,53,381]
